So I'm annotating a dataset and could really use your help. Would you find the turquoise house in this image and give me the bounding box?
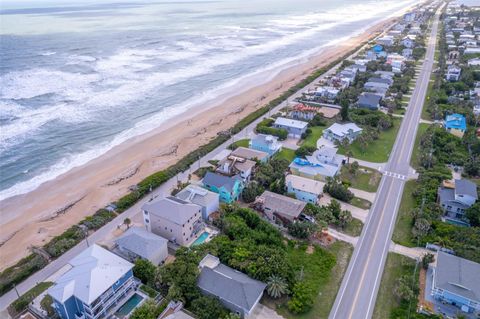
[202,171,244,203]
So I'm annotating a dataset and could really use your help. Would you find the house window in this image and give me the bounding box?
[145,219,149,223]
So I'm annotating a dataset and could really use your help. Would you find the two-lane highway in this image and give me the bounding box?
[329,5,443,319]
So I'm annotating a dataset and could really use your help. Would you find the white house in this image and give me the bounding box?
[286,174,324,204]
[446,65,462,82]
[323,122,362,144]
[115,227,168,265]
[273,117,308,138]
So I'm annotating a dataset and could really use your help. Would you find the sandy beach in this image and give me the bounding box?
[0,18,395,270]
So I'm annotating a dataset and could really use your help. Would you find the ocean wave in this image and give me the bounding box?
[39,51,56,56]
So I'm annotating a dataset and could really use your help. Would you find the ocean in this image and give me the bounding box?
[0,0,419,201]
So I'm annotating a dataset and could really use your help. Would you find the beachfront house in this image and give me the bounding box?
[202,171,244,203]
[142,196,203,246]
[444,113,467,137]
[323,122,362,144]
[255,190,307,224]
[446,65,462,82]
[217,153,256,181]
[286,174,323,204]
[438,179,478,225]
[376,36,395,47]
[197,254,266,318]
[249,134,282,158]
[175,185,220,220]
[430,252,480,313]
[289,103,320,120]
[115,227,168,265]
[273,117,308,138]
[357,92,382,110]
[48,245,138,319]
[289,146,344,181]
[231,146,269,162]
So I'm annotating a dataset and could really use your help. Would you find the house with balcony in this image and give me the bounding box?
[216,153,257,181]
[115,227,168,265]
[431,252,480,313]
[255,190,307,225]
[357,92,382,110]
[48,244,138,319]
[202,171,244,203]
[444,113,467,137]
[286,174,324,204]
[142,196,203,246]
[273,117,308,138]
[438,179,478,226]
[289,146,344,181]
[249,134,282,158]
[323,122,362,144]
[446,65,462,82]
[175,185,219,220]
[230,146,269,163]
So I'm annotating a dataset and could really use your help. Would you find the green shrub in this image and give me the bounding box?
[9,282,53,315]
[0,254,48,296]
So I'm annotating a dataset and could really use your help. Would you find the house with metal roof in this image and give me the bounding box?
[323,122,363,144]
[289,146,344,181]
[286,174,324,204]
[197,254,266,317]
[273,117,308,138]
[48,244,137,319]
[249,134,282,158]
[431,252,480,313]
[115,227,168,265]
[438,179,478,226]
[255,190,307,224]
[142,196,203,246]
[445,113,467,137]
[357,92,382,110]
[175,185,219,220]
[202,171,244,204]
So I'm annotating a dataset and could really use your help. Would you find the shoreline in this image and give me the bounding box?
[0,18,396,270]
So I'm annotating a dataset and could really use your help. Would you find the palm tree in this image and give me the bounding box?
[123,218,131,229]
[266,275,289,299]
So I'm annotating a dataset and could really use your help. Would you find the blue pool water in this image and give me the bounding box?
[192,232,209,246]
[115,293,143,317]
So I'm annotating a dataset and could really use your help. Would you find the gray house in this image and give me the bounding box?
[273,117,308,138]
[197,254,266,318]
[358,92,382,110]
[175,185,220,220]
[115,227,168,265]
[438,179,478,225]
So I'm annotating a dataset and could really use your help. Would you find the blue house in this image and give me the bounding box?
[202,171,244,203]
[48,244,138,319]
[373,44,383,53]
[431,252,480,313]
[249,134,282,158]
[286,174,323,204]
[445,113,467,137]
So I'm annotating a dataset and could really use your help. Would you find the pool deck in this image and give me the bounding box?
[188,226,219,247]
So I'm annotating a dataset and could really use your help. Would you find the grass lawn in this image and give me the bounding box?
[350,197,372,210]
[333,218,364,237]
[228,138,250,150]
[9,281,53,314]
[338,118,401,163]
[269,241,353,319]
[410,123,429,170]
[340,165,382,193]
[302,126,324,148]
[392,180,416,248]
[421,76,435,120]
[275,147,296,162]
[372,253,417,319]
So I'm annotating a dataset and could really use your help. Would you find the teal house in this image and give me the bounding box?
[202,171,244,203]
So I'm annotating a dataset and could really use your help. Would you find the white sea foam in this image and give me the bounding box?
[39,51,56,56]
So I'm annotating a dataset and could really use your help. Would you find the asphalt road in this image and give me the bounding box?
[329,5,443,319]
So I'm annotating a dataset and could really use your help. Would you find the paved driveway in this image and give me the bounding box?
[248,304,285,319]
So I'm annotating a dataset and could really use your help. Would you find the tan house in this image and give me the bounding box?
[255,190,307,225]
[142,196,203,246]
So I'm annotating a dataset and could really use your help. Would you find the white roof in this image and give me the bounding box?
[286,174,324,195]
[325,122,362,137]
[49,244,133,304]
[274,117,308,129]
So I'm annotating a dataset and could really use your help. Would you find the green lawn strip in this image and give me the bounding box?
[228,138,250,150]
[338,118,402,163]
[392,180,416,248]
[372,253,417,319]
[274,147,297,162]
[350,197,372,210]
[393,108,406,115]
[422,78,435,120]
[272,242,353,319]
[410,123,430,170]
[9,282,53,315]
[302,126,324,148]
[332,218,364,237]
[340,166,382,193]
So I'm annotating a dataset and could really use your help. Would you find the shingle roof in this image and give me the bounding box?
[435,252,480,302]
[358,92,381,108]
[197,256,266,313]
[257,190,306,218]
[49,244,133,304]
[175,185,219,207]
[325,123,362,138]
[142,196,201,225]
[455,179,478,199]
[115,227,167,261]
[203,171,241,192]
[231,147,268,161]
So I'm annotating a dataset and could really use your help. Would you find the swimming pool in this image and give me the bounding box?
[192,231,209,246]
[115,293,144,317]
